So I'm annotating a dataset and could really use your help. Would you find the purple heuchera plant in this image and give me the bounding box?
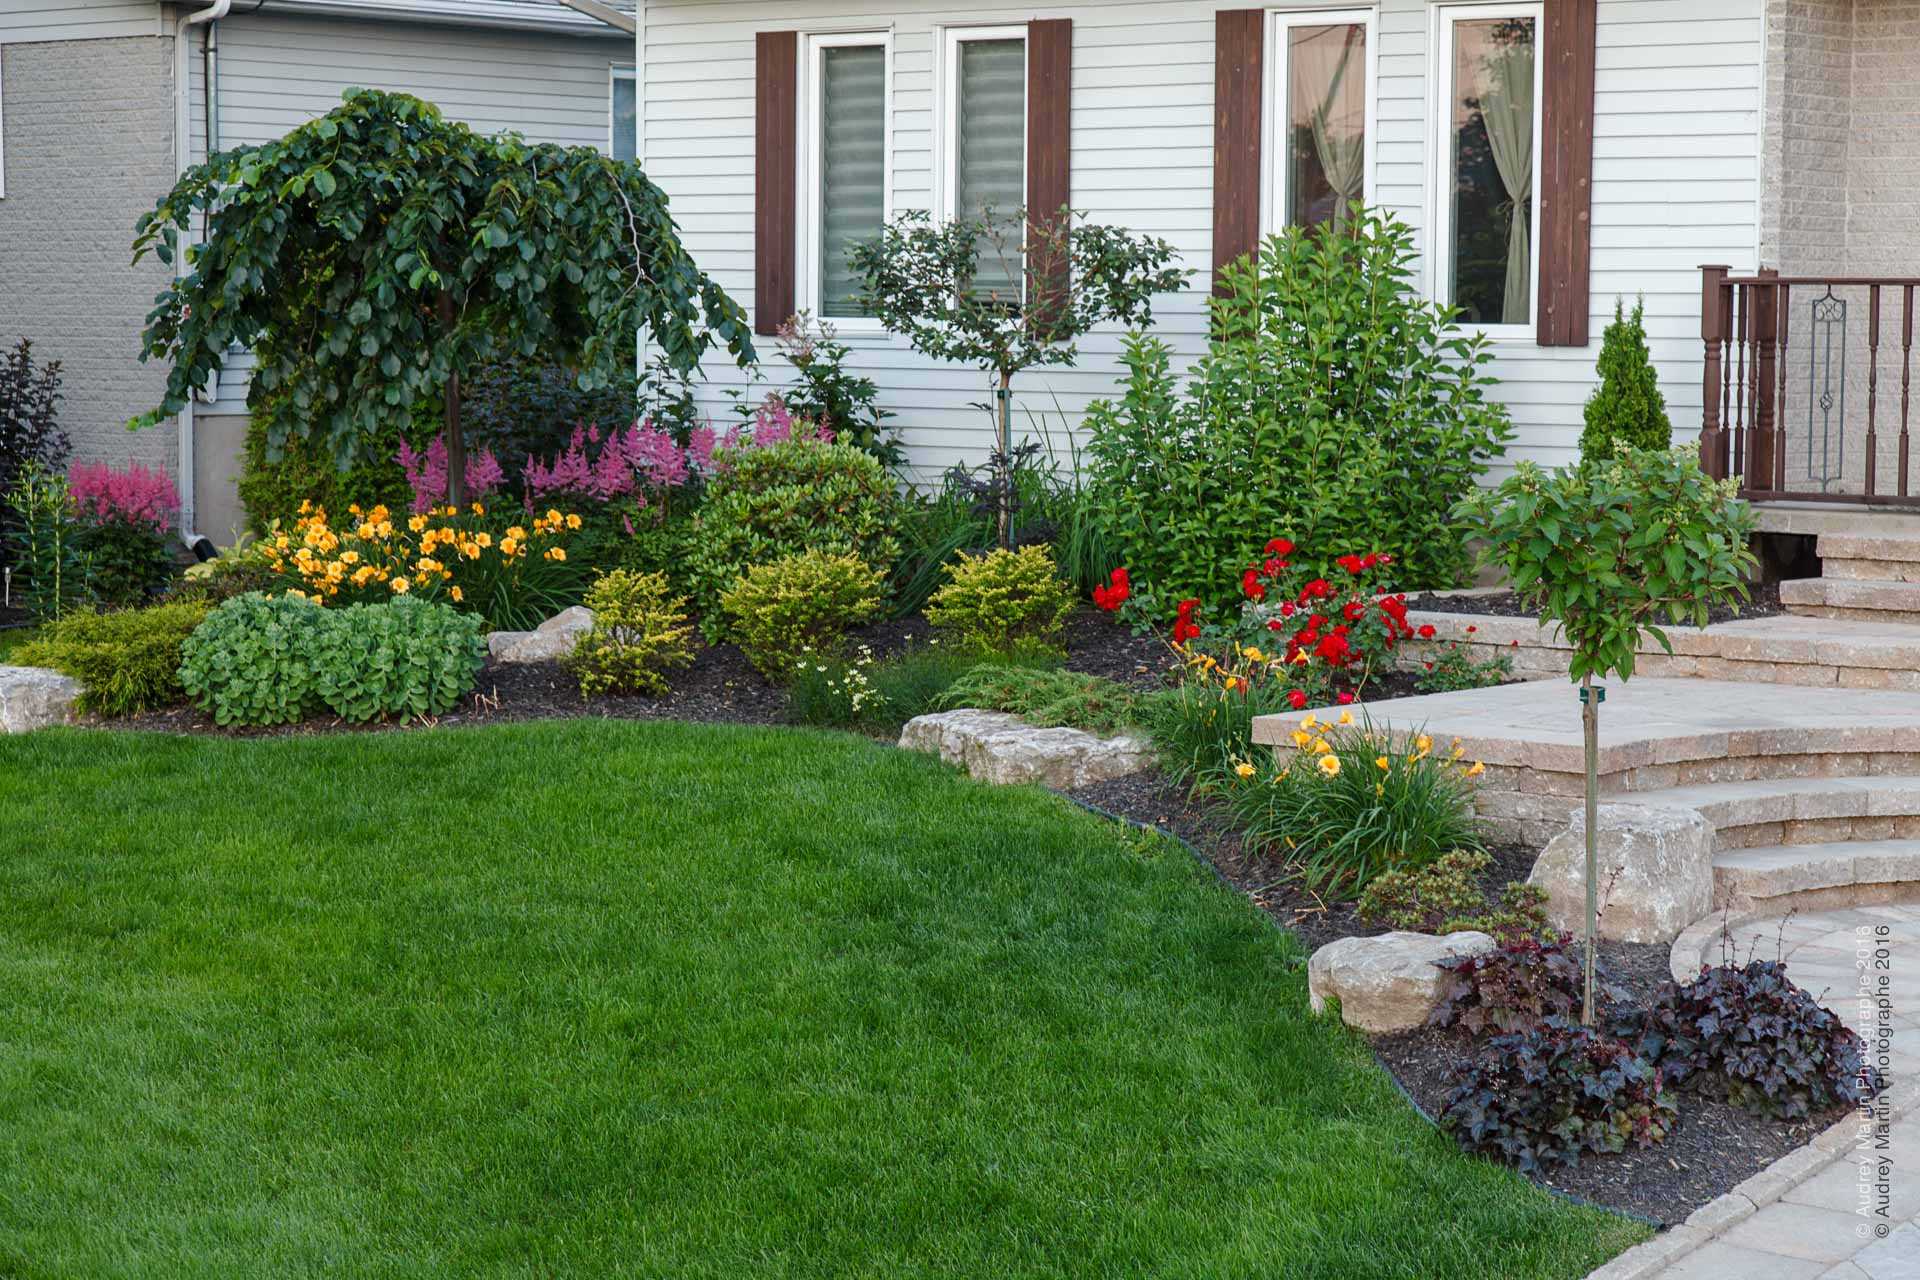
[68,461,179,533]
[397,436,506,513]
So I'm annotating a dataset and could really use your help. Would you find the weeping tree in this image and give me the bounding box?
[850,207,1189,547]
[132,88,753,503]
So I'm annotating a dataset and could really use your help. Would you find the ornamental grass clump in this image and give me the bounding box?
[938,666,1141,737]
[720,549,886,680]
[1224,712,1485,895]
[16,599,211,716]
[1461,446,1756,1023]
[925,543,1076,656]
[564,570,696,697]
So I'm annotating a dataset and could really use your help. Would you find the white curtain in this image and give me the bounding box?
[1290,25,1366,230]
[1477,41,1534,324]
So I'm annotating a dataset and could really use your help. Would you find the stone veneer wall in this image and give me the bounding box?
[0,36,179,480]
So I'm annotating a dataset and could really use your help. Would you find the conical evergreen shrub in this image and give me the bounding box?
[1579,297,1671,461]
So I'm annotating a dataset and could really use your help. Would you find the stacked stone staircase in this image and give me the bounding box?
[1780,531,1920,622]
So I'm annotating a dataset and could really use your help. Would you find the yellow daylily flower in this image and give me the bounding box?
[1375,756,1389,771]
[1317,754,1341,778]
[1234,762,1256,779]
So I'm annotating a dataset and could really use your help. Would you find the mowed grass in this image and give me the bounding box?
[0,721,1645,1278]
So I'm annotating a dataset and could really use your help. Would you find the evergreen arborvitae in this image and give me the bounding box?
[1580,297,1671,461]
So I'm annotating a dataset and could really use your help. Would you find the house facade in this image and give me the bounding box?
[636,1,1920,500]
[0,0,635,543]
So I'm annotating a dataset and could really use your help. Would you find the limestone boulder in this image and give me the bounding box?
[1529,803,1716,945]
[0,665,83,733]
[898,708,1154,788]
[1307,930,1496,1033]
[492,606,594,664]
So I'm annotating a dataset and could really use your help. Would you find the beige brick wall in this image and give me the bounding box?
[0,36,179,482]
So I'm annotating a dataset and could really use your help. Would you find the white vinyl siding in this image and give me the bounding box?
[0,1,160,45]
[645,0,1763,483]
[187,9,630,411]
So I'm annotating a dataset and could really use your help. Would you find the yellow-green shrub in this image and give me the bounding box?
[16,600,211,716]
[925,544,1074,654]
[564,570,696,697]
[720,550,886,680]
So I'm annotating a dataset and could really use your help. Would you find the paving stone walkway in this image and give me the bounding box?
[1596,905,1920,1279]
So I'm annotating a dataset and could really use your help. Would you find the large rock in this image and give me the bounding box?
[491,606,594,664]
[898,708,1154,788]
[1529,803,1716,944]
[0,665,83,733]
[1307,930,1496,1032]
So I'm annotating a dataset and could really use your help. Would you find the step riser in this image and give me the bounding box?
[1784,603,1920,624]
[1408,639,1920,690]
[1714,815,1920,850]
[1822,557,1920,583]
[1714,881,1920,918]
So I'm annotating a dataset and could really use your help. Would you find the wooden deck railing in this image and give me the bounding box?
[1698,264,1920,504]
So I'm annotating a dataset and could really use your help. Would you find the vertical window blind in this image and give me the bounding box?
[819,44,886,318]
[955,37,1026,300]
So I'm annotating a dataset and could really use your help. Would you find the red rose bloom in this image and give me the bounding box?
[1336,554,1367,575]
[1287,688,1308,710]
[1172,619,1200,645]
[1091,566,1131,612]
[1266,537,1295,557]
[1336,691,1356,705]
[1280,601,1296,618]
[1303,578,1332,600]
[1316,632,1351,664]
[1267,618,1285,632]
[1417,624,1436,639]
[1241,568,1267,601]
[1341,601,1365,622]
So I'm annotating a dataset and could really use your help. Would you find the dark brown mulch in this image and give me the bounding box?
[1407,580,1784,625]
[1064,766,1843,1227]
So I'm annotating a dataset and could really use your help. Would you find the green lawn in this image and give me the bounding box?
[0,721,1645,1278]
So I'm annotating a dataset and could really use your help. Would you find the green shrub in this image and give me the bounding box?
[14,600,210,715]
[179,592,330,726]
[1356,849,1492,934]
[1414,640,1515,694]
[311,596,486,722]
[720,550,887,680]
[1580,298,1671,462]
[1084,211,1513,612]
[237,413,413,535]
[691,439,899,633]
[938,665,1140,737]
[924,544,1074,654]
[4,466,88,620]
[1225,716,1485,895]
[564,569,696,697]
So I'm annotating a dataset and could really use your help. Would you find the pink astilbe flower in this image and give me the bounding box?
[397,435,505,513]
[68,461,179,534]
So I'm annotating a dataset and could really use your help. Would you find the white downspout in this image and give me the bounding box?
[172,0,231,560]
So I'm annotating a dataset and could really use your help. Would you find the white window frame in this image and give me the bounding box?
[1262,6,1379,236]
[609,65,636,161]
[1427,0,1545,341]
[936,24,1028,225]
[798,30,893,332]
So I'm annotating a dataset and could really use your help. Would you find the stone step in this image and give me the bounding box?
[1713,838,1920,914]
[1403,610,1920,689]
[1780,576,1920,622]
[1625,775,1920,850]
[1817,531,1920,583]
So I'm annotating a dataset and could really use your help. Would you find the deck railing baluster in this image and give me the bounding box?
[1902,285,1914,497]
[1776,281,1791,493]
[1868,284,1882,497]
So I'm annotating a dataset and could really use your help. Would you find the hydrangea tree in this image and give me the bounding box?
[1461,446,1756,1022]
[132,88,753,504]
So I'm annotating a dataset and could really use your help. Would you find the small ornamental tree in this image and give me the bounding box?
[1460,447,1756,1023]
[849,207,1190,546]
[132,89,753,503]
[1579,297,1671,462]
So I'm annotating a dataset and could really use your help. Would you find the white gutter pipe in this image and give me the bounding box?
[172,0,231,560]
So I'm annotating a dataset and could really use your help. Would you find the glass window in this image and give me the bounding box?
[1441,11,1538,327]
[818,43,887,318]
[950,34,1026,302]
[1279,18,1368,232]
[611,69,636,163]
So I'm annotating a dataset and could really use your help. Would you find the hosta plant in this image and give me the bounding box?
[1441,1019,1676,1172]
[1621,959,1877,1120]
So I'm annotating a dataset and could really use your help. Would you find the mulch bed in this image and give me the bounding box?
[1408,580,1785,625]
[1066,768,1844,1228]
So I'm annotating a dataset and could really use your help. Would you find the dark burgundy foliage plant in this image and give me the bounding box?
[0,337,70,557]
[1620,959,1879,1120]
[1441,1018,1676,1172]
[1429,932,1628,1036]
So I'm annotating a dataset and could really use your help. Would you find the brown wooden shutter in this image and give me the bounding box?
[754,31,798,337]
[1026,18,1072,337]
[1537,0,1597,346]
[1212,9,1264,295]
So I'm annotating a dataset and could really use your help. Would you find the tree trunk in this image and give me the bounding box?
[1580,673,1601,1025]
[438,290,467,507]
[995,372,1014,551]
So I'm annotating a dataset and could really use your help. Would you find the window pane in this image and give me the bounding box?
[1285,23,1366,231]
[1448,16,1535,326]
[956,37,1025,302]
[612,74,637,162]
[820,44,886,318]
